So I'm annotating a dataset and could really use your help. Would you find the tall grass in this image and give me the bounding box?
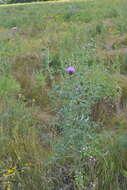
[0,0,127,189]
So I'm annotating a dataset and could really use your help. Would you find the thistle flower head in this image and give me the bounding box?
[65,67,75,75]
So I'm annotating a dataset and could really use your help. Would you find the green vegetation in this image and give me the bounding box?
[0,0,127,189]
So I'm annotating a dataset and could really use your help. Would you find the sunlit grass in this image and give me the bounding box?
[0,0,71,7]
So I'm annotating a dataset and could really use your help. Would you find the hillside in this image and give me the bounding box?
[0,0,127,189]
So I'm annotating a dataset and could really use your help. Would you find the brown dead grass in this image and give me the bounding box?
[12,53,61,139]
[92,75,127,131]
[12,53,50,107]
[97,34,127,58]
[92,98,116,125]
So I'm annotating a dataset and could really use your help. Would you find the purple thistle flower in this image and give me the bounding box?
[65,67,76,75]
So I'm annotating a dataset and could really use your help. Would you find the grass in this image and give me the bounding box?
[2,0,71,6]
[0,0,127,189]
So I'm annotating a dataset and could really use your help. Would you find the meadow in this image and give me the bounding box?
[0,0,127,189]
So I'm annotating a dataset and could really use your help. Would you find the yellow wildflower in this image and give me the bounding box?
[3,173,8,177]
[7,167,16,174]
[25,162,32,167]
[32,98,36,103]
[7,187,11,190]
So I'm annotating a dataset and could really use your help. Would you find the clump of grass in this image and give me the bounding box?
[12,53,51,107]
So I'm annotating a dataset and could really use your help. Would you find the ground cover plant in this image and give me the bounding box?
[0,0,127,189]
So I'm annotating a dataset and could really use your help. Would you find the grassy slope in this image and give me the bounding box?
[0,0,127,189]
